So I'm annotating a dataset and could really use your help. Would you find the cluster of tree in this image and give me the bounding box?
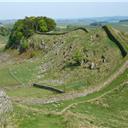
[6,16,56,50]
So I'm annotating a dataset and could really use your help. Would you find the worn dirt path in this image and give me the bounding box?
[60,81,128,114]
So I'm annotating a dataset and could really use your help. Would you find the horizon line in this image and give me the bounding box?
[0,15,128,20]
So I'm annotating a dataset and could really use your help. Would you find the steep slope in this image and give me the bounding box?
[27,27,123,91]
[0,26,126,97]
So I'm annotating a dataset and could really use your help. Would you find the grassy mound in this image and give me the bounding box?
[25,27,123,91]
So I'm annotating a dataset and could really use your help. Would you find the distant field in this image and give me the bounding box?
[111,22,128,32]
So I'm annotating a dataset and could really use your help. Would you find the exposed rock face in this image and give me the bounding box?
[0,90,12,127]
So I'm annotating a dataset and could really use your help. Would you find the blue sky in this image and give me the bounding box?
[0,2,128,19]
[0,0,128,2]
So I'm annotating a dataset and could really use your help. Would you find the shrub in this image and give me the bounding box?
[29,51,36,58]
[19,38,29,53]
[72,50,84,65]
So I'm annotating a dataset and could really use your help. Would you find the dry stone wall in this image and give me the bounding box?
[0,90,12,128]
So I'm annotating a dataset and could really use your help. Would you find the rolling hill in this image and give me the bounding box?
[0,23,128,128]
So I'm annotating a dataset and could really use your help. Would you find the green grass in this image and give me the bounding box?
[28,68,128,113]
[9,59,41,85]
[10,68,128,128]
[12,105,65,128]
[0,67,18,87]
[69,81,128,127]
[7,86,55,98]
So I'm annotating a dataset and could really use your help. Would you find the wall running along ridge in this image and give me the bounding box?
[102,25,127,57]
[36,27,89,35]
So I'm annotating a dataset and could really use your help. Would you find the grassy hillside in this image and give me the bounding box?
[0,25,128,127]
[10,67,128,128]
[67,70,128,128]
[19,28,122,91]
[0,27,126,96]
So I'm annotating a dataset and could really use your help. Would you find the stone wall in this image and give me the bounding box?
[0,90,13,128]
[36,27,88,35]
[102,25,127,57]
[33,83,64,93]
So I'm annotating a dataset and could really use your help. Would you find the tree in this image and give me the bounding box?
[36,18,48,32]
[44,17,56,31]
[6,16,56,50]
